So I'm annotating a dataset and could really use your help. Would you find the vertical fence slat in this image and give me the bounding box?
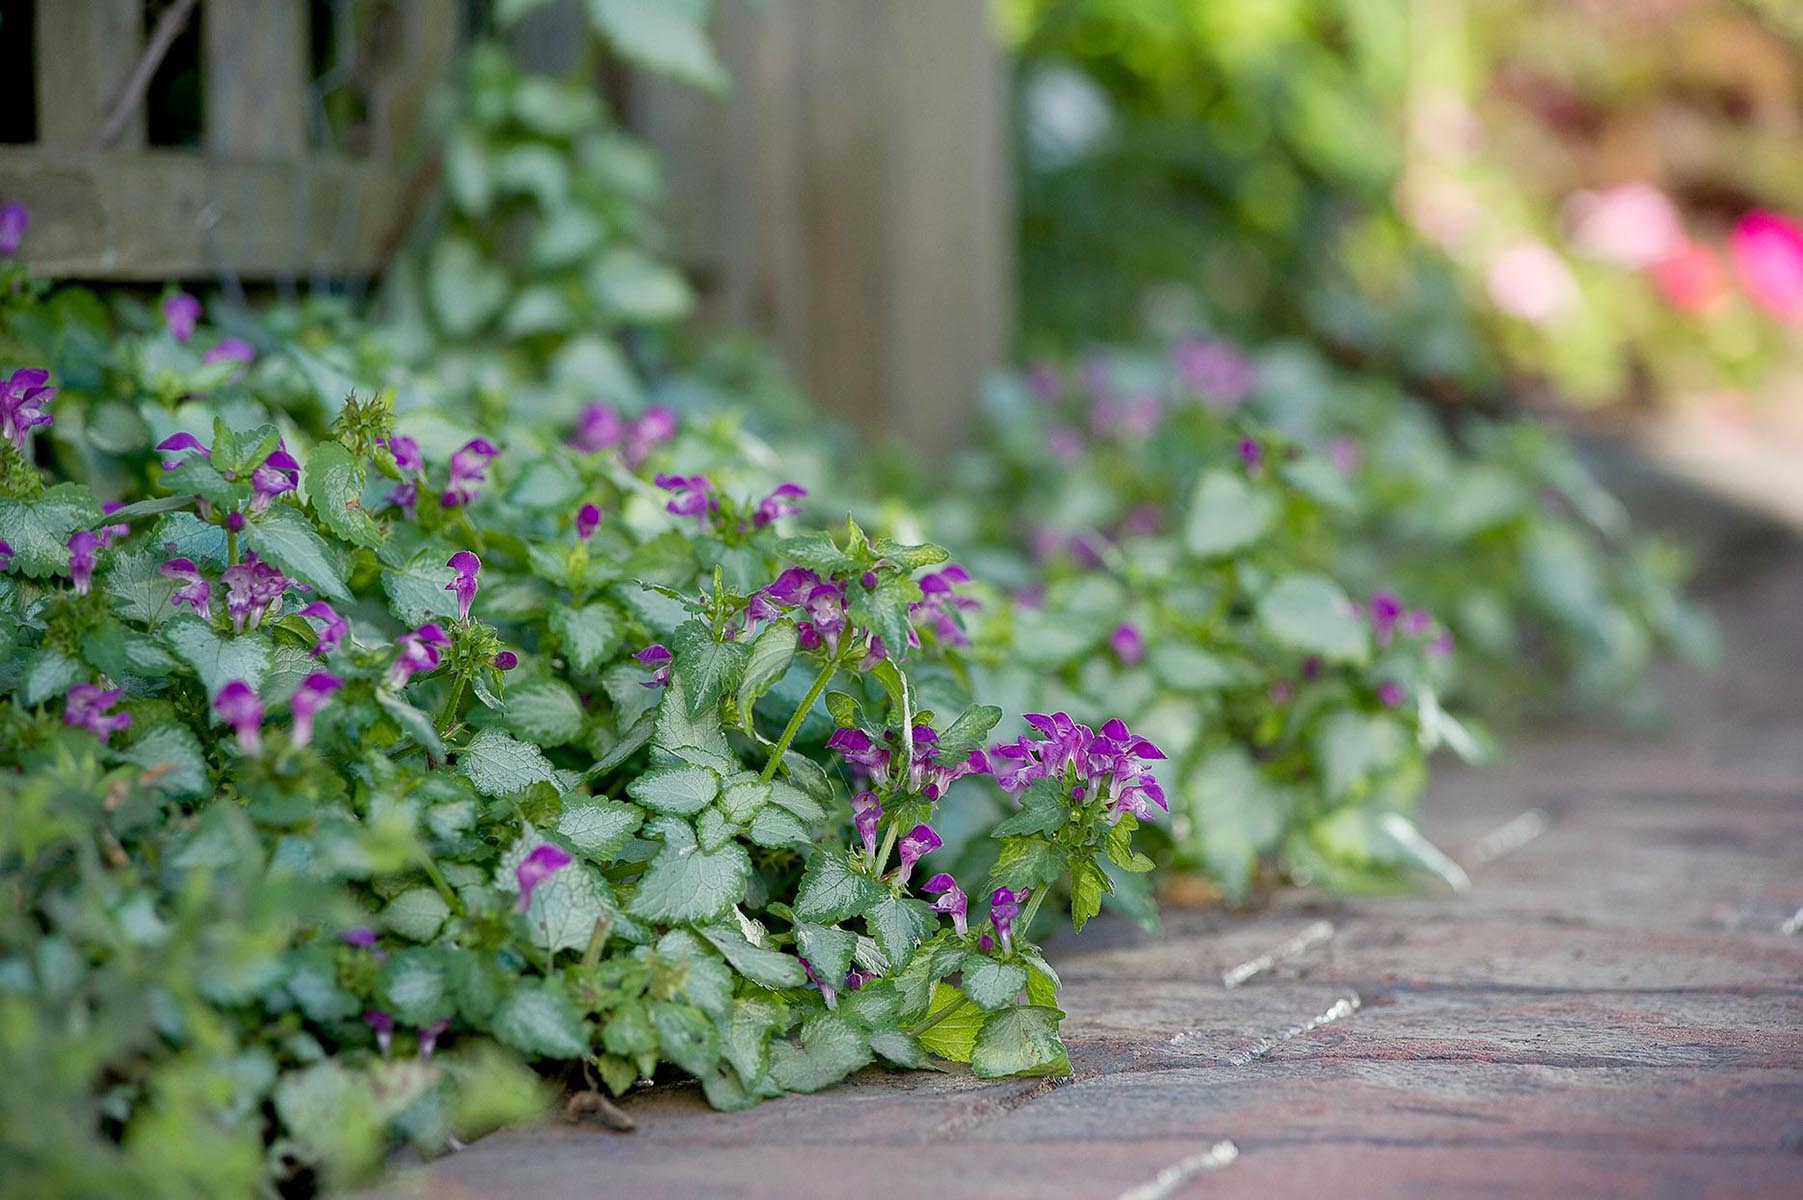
[367,0,461,160]
[33,0,145,147]
[204,0,309,156]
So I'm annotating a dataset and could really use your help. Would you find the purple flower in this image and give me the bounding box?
[389,623,449,687]
[655,473,715,526]
[1377,681,1407,708]
[515,843,573,912]
[63,684,130,743]
[365,1010,395,1056]
[912,564,979,649]
[923,873,968,937]
[1238,437,1264,474]
[1046,425,1085,465]
[625,407,677,468]
[739,590,782,640]
[1108,622,1144,665]
[1173,338,1256,410]
[752,483,806,529]
[220,552,293,632]
[214,680,265,755]
[163,293,202,343]
[494,650,519,671]
[1329,436,1362,474]
[0,539,12,571]
[0,202,27,256]
[1368,591,1403,644]
[202,337,255,366]
[576,502,601,541]
[1429,630,1455,659]
[441,438,498,509]
[160,557,212,620]
[68,531,100,595]
[446,551,481,621]
[1403,608,1433,637]
[339,927,378,947]
[418,1019,451,1060]
[1025,362,1061,401]
[95,502,129,548]
[764,567,823,606]
[989,887,1022,956]
[1268,679,1295,705]
[895,824,941,888]
[1,367,56,451]
[378,435,423,472]
[289,673,343,748]
[800,956,839,1009]
[635,643,672,688]
[570,403,626,453]
[827,727,892,783]
[983,712,1166,823]
[851,791,882,857]
[299,601,347,657]
[155,431,209,471]
[250,446,299,512]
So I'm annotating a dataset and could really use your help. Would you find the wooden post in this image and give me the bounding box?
[629,0,1014,453]
[204,0,310,157]
[33,0,146,148]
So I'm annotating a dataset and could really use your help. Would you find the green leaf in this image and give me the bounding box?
[504,678,586,745]
[794,851,884,924]
[699,924,807,989]
[768,1013,871,1093]
[1185,469,1277,558]
[652,674,735,771]
[378,950,454,1027]
[1257,572,1370,664]
[306,443,382,549]
[864,895,935,969]
[1104,818,1155,874]
[1069,858,1111,932]
[695,806,736,851]
[0,483,101,577]
[746,805,810,848]
[1315,710,1408,803]
[381,548,462,626]
[100,546,178,626]
[986,837,1069,893]
[428,236,509,337]
[162,617,271,695]
[734,619,796,722]
[458,729,559,798]
[847,575,919,662]
[990,777,1069,837]
[793,921,856,986]
[244,505,350,600]
[585,0,729,90]
[721,994,784,1087]
[501,838,614,953]
[870,538,949,571]
[627,765,719,816]
[115,722,208,798]
[628,819,751,924]
[550,603,623,674]
[382,886,450,942]
[377,692,444,758]
[557,798,643,863]
[971,1006,1069,1078]
[492,982,590,1059]
[671,619,746,718]
[933,704,1003,759]
[914,983,984,1061]
[767,780,827,824]
[1186,748,1286,900]
[717,779,769,823]
[962,957,1029,1011]
[22,649,83,707]
[773,531,852,576]
[868,1028,935,1070]
[652,1000,719,1076]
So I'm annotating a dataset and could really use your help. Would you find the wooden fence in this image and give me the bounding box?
[0,0,456,280]
[0,0,1012,446]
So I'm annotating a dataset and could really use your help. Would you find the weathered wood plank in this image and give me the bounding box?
[203,0,310,157]
[33,0,145,148]
[0,149,404,278]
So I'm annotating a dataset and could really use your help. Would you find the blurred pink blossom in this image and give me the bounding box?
[1487,241,1578,323]
[1651,240,1727,315]
[1564,183,1681,267]
[1731,210,1803,322]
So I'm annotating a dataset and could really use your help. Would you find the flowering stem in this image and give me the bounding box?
[759,658,837,783]
[581,915,611,971]
[1018,885,1051,942]
[225,524,238,566]
[909,993,975,1037]
[420,854,462,915]
[873,822,899,879]
[437,675,467,735]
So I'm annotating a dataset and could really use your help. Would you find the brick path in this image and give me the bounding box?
[378,500,1803,1200]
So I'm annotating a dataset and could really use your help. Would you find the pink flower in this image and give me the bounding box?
[1108,623,1144,665]
[163,293,202,343]
[895,824,942,888]
[441,438,498,509]
[202,338,255,366]
[924,873,968,937]
[160,557,212,619]
[852,791,882,857]
[289,673,343,748]
[0,202,27,256]
[625,407,677,468]
[515,843,573,911]
[299,601,347,657]
[655,473,714,526]
[1487,241,1578,323]
[634,643,672,687]
[1564,183,1681,268]
[389,623,450,688]
[1652,241,1727,315]
[63,683,131,743]
[1731,210,1803,321]
[575,502,601,541]
[752,483,806,529]
[1,367,55,451]
[445,551,481,621]
[214,680,264,754]
[67,531,100,595]
[570,403,626,453]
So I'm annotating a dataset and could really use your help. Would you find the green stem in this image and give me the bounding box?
[872,822,899,878]
[225,523,239,566]
[759,657,837,783]
[420,855,462,915]
[1018,884,1051,939]
[581,915,612,971]
[437,675,467,735]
